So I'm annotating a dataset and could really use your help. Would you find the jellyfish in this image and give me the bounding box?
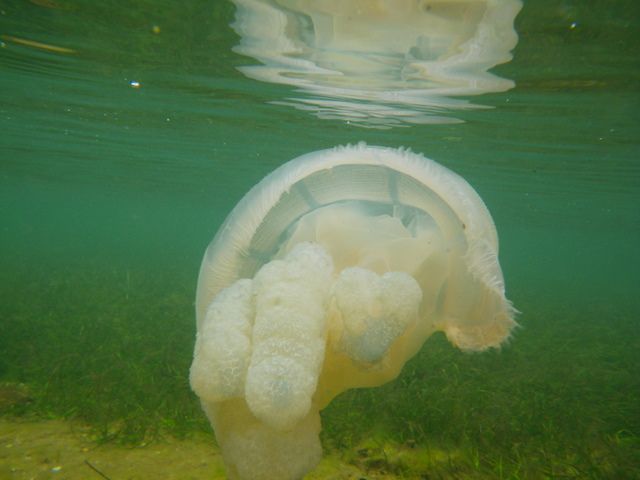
[230,0,523,127]
[190,143,516,480]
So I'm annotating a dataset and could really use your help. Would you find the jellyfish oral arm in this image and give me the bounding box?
[190,241,429,479]
[191,243,333,429]
[330,266,422,364]
[189,279,253,403]
[245,242,333,431]
[190,242,422,423]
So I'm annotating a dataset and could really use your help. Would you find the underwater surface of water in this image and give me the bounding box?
[1,1,639,478]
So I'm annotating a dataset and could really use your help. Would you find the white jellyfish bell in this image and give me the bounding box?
[230,0,523,127]
[190,144,517,480]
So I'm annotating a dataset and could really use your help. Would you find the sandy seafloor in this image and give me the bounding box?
[0,420,391,480]
[1,419,223,480]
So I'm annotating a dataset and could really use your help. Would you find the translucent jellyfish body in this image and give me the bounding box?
[190,144,516,479]
[230,0,523,127]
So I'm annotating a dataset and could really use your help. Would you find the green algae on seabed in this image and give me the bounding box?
[0,261,209,445]
[1,262,638,478]
[0,383,32,414]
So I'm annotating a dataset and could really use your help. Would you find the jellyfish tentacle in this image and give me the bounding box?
[245,242,333,430]
[190,279,254,403]
[331,266,422,364]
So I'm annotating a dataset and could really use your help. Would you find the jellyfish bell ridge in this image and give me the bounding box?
[196,144,498,326]
[195,144,514,383]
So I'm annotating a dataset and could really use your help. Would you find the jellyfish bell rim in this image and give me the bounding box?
[196,143,503,329]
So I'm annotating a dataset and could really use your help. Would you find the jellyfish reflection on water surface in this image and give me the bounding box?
[230,0,522,127]
[190,144,516,479]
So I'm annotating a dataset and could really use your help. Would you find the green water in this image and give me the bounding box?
[1,0,638,478]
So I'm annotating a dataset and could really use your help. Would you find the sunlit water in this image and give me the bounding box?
[1,0,638,478]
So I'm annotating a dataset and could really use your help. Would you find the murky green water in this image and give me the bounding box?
[1,1,638,478]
